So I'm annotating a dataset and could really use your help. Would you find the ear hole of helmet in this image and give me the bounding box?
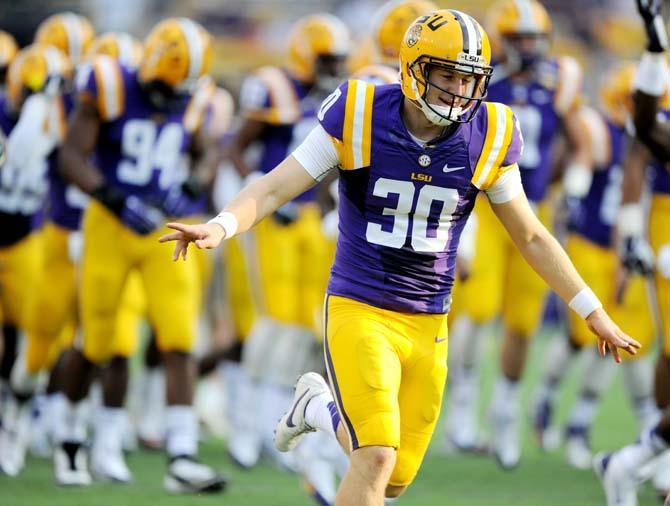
[409,58,491,124]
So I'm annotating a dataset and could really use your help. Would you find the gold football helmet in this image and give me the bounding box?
[6,43,72,110]
[373,0,437,67]
[488,0,551,69]
[286,14,351,90]
[139,18,212,95]
[399,9,492,125]
[0,31,18,73]
[34,12,95,64]
[88,32,143,68]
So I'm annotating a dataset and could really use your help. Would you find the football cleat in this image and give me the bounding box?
[565,426,592,470]
[227,431,261,470]
[594,452,640,506]
[54,441,92,486]
[274,372,330,453]
[91,443,132,483]
[163,455,227,494]
[653,452,670,500]
[489,406,521,470]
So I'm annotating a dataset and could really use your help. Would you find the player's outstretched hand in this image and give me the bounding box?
[586,308,641,363]
[159,222,225,261]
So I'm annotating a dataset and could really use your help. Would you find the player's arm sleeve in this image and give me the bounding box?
[239,67,300,125]
[471,102,524,203]
[318,79,375,170]
[76,55,124,122]
[554,56,583,117]
[291,124,341,181]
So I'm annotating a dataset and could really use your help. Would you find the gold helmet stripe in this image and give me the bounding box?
[43,45,63,75]
[62,13,82,63]
[449,10,481,57]
[177,18,204,82]
[514,0,538,33]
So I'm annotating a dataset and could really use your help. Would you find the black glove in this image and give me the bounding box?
[93,184,165,235]
[619,235,655,276]
[637,0,668,52]
[160,177,205,218]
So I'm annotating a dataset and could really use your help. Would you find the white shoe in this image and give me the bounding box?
[653,452,670,498]
[490,406,521,470]
[594,452,639,506]
[91,445,132,483]
[227,431,261,469]
[565,428,592,470]
[274,373,330,453]
[54,442,92,486]
[163,456,227,494]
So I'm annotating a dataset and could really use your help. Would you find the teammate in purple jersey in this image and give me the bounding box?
[52,19,226,493]
[443,0,592,468]
[161,10,639,505]
[594,2,670,504]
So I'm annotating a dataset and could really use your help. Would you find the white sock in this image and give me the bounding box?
[47,392,65,439]
[53,399,87,444]
[305,391,337,437]
[165,405,198,458]
[93,406,125,453]
[536,334,577,404]
[138,367,165,439]
[10,343,38,397]
[462,321,488,370]
[622,357,660,429]
[491,375,520,418]
[447,316,474,370]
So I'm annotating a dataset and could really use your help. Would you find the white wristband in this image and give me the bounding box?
[562,162,593,198]
[634,52,669,97]
[617,203,645,238]
[568,287,602,319]
[207,211,238,239]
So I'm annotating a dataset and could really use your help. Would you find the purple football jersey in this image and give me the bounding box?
[571,116,626,248]
[320,81,523,314]
[78,61,194,202]
[487,59,568,203]
[241,68,325,203]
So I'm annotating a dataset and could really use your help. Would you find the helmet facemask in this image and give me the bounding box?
[501,33,549,72]
[408,58,491,126]
[314,53,349,94]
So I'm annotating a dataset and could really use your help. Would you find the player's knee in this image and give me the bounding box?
[385,484,407,498]
[353,446,396,479]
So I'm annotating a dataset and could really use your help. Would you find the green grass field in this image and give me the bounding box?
[0,327,662,505]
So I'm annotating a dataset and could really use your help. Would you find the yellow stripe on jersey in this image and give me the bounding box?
[340,79,375,170]
[250,66,301,125]
[577,106,612,168]
[184,76,215,134]
[92,55,125,121]
[554,56,582,116]
[472,102,514,190]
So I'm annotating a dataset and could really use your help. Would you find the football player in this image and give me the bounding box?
[443,0,592,468]
[0,43,72,476]
[226,13,351,472]
[530,65,659,471]
[595,3,670,504]
[161,10,638,504]
[52,18,226,493]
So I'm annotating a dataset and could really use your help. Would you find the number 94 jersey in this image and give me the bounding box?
[76,55,209,200]
[318,81,523,314]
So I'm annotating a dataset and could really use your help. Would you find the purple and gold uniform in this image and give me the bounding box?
[76,56,208,364]
[317,80,522,485]
[0,94,46,330]
[648,112,670,354]
[237,66,329,333]
[459,56,582,337]
[24,89,149,372]
[565,106,655,355]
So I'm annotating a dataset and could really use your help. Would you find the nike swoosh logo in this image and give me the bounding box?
[435,336,448,343]
[443,165,465,173]
[286,390,309,428]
